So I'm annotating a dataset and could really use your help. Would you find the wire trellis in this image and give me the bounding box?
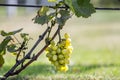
[0,4,120,10]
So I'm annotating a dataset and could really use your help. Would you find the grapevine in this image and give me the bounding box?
[0,0,95,79]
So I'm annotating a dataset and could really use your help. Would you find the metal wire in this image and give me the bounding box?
[0,4,120,10]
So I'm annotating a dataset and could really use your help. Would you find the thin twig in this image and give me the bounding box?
[26,27,50,58]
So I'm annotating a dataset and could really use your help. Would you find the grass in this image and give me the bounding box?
[0,10,120,80]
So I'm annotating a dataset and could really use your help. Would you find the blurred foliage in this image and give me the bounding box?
[0,0,41,4]
[0,0,5,3]
[0,0,120,7]
[91,0,120,7]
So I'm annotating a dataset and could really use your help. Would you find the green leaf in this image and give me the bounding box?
[7,44,17,53]
[57,10,71,27]
[20,33,29,41]
[64,0,95,18]
[0,49,6,55]
[34,15,48,25]
[0,28,23,36]
[0,55,4,68]
[0,36,12,55]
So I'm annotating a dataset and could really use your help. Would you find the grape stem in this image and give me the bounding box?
[0,26,60,80]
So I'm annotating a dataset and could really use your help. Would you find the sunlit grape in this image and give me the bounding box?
[64,33,70,39]
[51,51,56,55]
[60,65,68,72]
[52,55,57,61]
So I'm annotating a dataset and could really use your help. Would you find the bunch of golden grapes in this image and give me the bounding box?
[45,33,73,72]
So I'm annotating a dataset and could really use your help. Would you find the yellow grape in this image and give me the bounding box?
[65,39,71,47]
[60,65,68,72]
[64,33,70,39]
[52,55,57,61]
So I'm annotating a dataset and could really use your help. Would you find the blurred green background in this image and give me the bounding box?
[0,1,120,80]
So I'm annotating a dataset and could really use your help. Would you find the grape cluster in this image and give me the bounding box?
[45,33,73,72]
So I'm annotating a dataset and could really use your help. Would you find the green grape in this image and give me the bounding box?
[58,54,64,59]
[52,46,58,51]
[46,53,52,58]
[54,61,59,66]
[64,54,70,59]
[45,47,52,52]
[51,51,56,55]
[62,49,67,54]
[65,59,70,64]
[52,55,57,61]
[59,59,65,64]
[50,40,56,46]
[56,48,61,54]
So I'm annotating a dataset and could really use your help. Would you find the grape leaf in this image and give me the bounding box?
[7,44,17,53]
[0,55,4,68]
[0,28,23,36]
[57,10,71,27]
[34,15,48,25]
[64,0,95,18]
[0,36,12,55]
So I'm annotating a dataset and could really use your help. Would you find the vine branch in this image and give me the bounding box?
[0,26,60,80]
